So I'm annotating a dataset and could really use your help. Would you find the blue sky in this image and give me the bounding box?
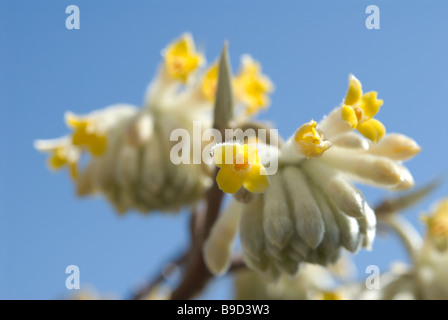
[1,0,448,299]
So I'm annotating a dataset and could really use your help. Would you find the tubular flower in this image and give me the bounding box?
[341,74,385,142]
[35,34,225,214]
[423,199,448,245]
[205,75,419,280]
[65,113,107,156]
[319,74,385,143]
[212,143,270,194]
[357,198,448,300]
[415,198,448,299]
[234,55,274,115]
[35,34,272,214]
[34,137,81,179]
[293,120,331,159]
[163,33,204,83]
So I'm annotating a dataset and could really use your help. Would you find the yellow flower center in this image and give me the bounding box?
[233,152,251,172]
[164,33,204,83]
[47,146,78,179]
[341,75,385,143]
[212,143,270,194]
[49,147,68,169]
[294,120,331,158]
[66,114,107,156]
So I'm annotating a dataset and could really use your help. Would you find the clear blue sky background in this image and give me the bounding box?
[1,0,448,299]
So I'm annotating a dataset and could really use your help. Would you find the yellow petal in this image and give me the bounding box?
[435,199,448,217]
[71,128,89,146]
[344,74,362,105]
[65,113,85,129]
[243,144,260,165]
[234,55,273,115]
[69,162,78,179]
[164,34,204,83]
[341,105,358,128]
[48,149,67,169]
[201,62,219,101]
[216,165,244,194]
[359,91,383,119]
[294,120,331,158]
[242,163,270,193]
[425,199,448,238]
[88,134,107,156]
[357,118,386,143]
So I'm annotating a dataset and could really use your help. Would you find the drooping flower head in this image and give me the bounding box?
[359,197,448,300]
[34,137,80,179]
[35,34,274,215]
[205,74,420,280]
[65,112,107,156]
[212,142,270,194]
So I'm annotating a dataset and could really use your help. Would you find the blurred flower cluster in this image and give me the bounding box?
[35,33,272,214]
[36,33,448,300]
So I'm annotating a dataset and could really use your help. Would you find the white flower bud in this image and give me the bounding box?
[203,200,243,276]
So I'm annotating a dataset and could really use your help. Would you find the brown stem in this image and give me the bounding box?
[132,44,240,300]
[170,169,225,300]
[131,252,187,300]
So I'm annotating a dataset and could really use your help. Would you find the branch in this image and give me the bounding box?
[374,179,441,217]
[131,252,187,300]
[170,43,234,300]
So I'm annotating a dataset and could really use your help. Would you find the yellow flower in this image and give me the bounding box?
[294,120,331,158]
[234,55,273,115]
[34,138,79,179]
[341,75,385,143]
[212,143,270,194]
[423,199,448,239]
[163,33,204,83]
[66,113,107,156]
[201,62,219,101]
[49,147,78,178]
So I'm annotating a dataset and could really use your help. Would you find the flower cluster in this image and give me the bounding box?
[205,75,420,279]
[349,197,448,300]
[35,33,432,298]
[35,34,273,214]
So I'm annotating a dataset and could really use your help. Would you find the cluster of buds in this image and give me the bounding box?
[35,33,426,289]
[205,75,420,280]
[35,34,273,214]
